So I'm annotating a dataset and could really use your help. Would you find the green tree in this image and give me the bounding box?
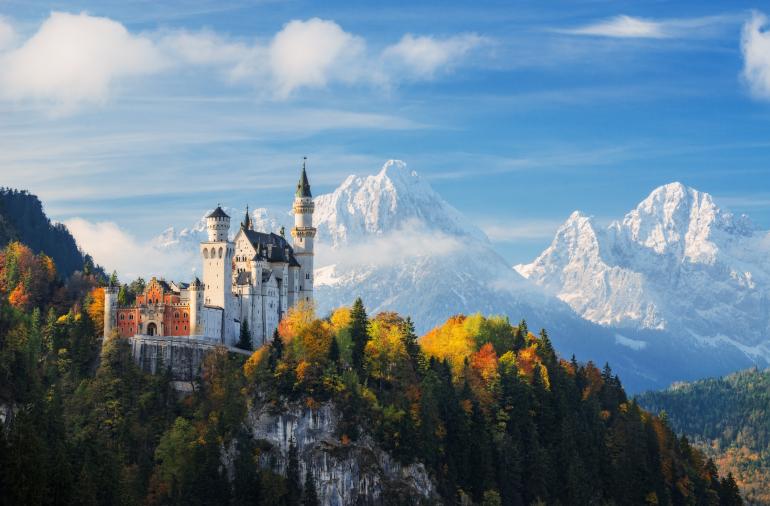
[286,437,302,506]
[349,297,369,376]
[268,329,283,371]
[302,469,319,506]
[237,320,252,350]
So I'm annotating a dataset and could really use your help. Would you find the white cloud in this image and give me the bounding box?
[268,18,367,97]
[65,218,198,280]
[482,220,563,242]
[561,15,667,38]
[557,14,732,39]
[159,29,249,66]
[741,11,770,101]
[382,33,486,79]
[0,11,485,110]
[0,16,15,50]
[0,12,165,112]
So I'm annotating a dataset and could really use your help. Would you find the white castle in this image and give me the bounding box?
[103,162,316,349]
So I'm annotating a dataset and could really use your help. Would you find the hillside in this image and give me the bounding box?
[0,237,744,505]
[0,188,90,278]
[638,369,770,504]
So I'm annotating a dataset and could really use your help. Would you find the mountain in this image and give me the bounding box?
[637,368,770,504]
[0,188,89,278]
[517,182,770,365]
[154,169,766,392]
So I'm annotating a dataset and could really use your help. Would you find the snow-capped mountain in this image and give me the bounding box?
[153,170,767,392]
[311,160,558,328]
[517,182,770,361]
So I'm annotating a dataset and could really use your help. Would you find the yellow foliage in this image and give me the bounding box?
[297,319,333,363]
[365,318,408,382]
[420,315,475,379]
[330,306,352,332]
[88,287,105,332]
[296,360,311,383]
[243,346,268,381]
[278,299,315,342]
[515,345,550,389]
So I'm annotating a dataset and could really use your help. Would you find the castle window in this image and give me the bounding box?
[129,314,134,320]
[174,312,179,319]
[120,314,125,320]
[183,312,188,318]
[218,247,223,258]
[175,325,178,331]
[305,273,310,280]
[203,249,209,259]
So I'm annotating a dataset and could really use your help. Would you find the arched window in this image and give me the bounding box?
[210,247,216,258]
[129,314,134,320]
[183,312,188,318]
[218,247,223,258]
[174,312,179,319]
[203,249,209,259]
[120,314,125,320]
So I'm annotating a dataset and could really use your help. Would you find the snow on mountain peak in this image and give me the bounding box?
[314,160,488,248]
[519,181,770,354]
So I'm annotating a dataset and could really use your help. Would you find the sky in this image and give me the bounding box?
[1,0,770,277]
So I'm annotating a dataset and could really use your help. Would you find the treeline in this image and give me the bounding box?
[0,188,99,278]
[638,368,770,504]
[0,238,745,505]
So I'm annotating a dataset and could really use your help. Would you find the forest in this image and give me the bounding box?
[0,237,745,505]
[638,369,770,505]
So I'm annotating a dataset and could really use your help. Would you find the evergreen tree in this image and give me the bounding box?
[286,437,302,506]
[302,469,319,506]
[328,336,340,369]
[719,473,743,506]
[349,297,369,376]
[401,316,423,371]
[236,320,252,350]
[268,329,283,371]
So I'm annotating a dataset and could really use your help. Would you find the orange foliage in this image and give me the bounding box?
[8,282,30,310]
[471,343,499,386]
[88,287,105,332]
[297,320,333,363]
[515,344,550,388]
[365,317,408,382]
[582,362,603,400]
[278,299,315,342]
[420,315,475,379]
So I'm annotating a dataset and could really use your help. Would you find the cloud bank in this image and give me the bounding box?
[741,11,770,101]
[557,14,732,39]
[65,218,198,281]
[0,12,486,112]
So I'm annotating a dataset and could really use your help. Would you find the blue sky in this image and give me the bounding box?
[1,0,770,273]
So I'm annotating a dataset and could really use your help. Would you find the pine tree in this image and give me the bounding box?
[719,473,743,506]
[302,469,319,506]
[268,329,283,371]
[286,437,302,506]
[327,337,340,370]
[401,316,423,372]
[237,320,252,350]
[349,297,369,376]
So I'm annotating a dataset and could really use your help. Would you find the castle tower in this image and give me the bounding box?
[188,277,202,336]
[201,206,233,310]
[103,283,118,338]
[291,158,316,303]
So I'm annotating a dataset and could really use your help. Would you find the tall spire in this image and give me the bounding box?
[296,156,312,198]
[242,205,251,230]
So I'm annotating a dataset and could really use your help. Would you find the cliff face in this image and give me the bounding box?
[240,401,439,506]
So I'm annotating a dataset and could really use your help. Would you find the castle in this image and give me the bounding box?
[102,162,316,349]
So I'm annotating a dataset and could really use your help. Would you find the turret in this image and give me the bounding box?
[103,283,118,338]
[201,205,233,310]
[291,158,316,303]
[188,277,202,336]
[241,205,252,231]
[206,206,230,242]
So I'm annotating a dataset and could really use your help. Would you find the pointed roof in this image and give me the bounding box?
[242,205,251,230]
[296,157,312,198]
[207,206,229,219]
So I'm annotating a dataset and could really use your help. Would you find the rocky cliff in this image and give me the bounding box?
[237,401,439,506]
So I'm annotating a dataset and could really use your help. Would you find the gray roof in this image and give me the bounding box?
[242,229,300,266]
[296,160,312,198]
[207,206,230,219]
